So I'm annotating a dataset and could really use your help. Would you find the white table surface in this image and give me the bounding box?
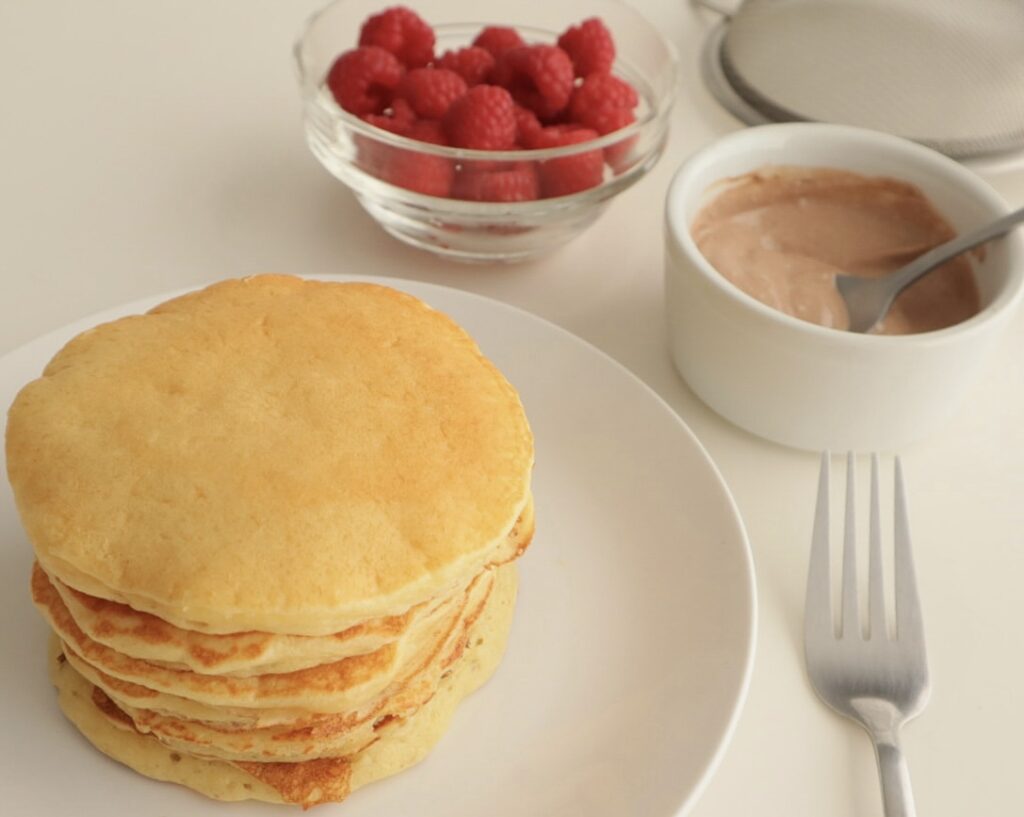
[4,1,1024,815]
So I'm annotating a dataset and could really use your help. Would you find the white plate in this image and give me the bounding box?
[0,277,756,817]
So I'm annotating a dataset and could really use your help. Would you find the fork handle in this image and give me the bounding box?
[872,736,916,817]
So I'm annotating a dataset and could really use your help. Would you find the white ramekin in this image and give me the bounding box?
[664,123,1024,452]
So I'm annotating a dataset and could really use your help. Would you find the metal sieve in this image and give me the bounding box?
[699,0,1024,162]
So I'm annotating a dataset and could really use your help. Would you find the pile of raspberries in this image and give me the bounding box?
[325,7,640,201]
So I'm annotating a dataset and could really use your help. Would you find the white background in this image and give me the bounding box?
[3,1,1024,814]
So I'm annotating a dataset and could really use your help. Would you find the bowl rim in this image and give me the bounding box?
[293,10,679,163]
[665,122,1024,347]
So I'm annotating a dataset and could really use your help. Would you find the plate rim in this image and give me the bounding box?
[0,274,757,817]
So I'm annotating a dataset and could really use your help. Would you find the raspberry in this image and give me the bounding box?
[357,100,452,196]
[493,45,574,120]
[604,135,637,173]
[326,46,405,115]
[521,122,581,149]
[359,141,453,197]
[385,150,453,196]
[395,67,467,120]
[358,6,435,68]
[436,46,496,86]
[530,123,596,146]
[472,26,525,59]
[567,74,639,166]
[442,85,517,150]
[557,18,616,77]
[514,105,542,146]
[362,97,417,134]
[532,125,604,197]
[453,162,539,202]
[577,102,636,136]
[361,114,405,135]
[568,73,639,122]
[407,118,449,145]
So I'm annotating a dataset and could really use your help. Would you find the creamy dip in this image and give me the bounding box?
[690,166,981,334]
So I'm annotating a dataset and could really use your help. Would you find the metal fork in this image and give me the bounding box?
[804,453,931,817]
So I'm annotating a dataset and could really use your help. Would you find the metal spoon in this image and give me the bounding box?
[836,204,1024,333]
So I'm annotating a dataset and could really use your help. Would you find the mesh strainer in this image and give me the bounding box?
[700,0,1024,161]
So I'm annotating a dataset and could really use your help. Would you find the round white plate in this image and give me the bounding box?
[0,277,756,817]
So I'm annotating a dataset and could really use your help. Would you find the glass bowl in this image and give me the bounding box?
[294,0,678,262]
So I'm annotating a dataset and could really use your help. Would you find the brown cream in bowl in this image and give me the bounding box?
[690,166,981,334]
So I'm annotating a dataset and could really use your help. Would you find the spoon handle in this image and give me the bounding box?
[888,204,1024,291]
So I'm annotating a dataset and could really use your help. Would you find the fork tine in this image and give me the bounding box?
[805,452,832,641]
[840,453,860,639]
[868,454,886,639]
[894,457,924,640]
[803,454,930,816]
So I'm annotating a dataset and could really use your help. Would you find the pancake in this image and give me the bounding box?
[49,568,496,764]
[34,563,490,714]
[51,574,443,677]
[45,495,532,677]
[59,656,331,729]
[105,568,493,763]
[8,275,534,635]
[15,275,536,805]
[49,564,518,807]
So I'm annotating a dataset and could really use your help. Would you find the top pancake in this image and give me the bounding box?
[7,275,534,635]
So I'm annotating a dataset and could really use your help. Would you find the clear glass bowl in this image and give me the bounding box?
[294,0,678,262]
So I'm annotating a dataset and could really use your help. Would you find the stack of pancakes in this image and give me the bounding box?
[7,276,534,807]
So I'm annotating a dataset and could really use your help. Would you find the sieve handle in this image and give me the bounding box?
[691,0,745,18]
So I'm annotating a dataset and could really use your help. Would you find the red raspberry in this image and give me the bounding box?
[568,74,640,166]
[577,102,636,136]
[604,135,638,173]
[584,104,638,171]
[362,114,404,135]
[493,45,574,120]
[514,105,542,146]
[407,118,449,145]
[395,67,467,120]
[529,123,596,146]
[453,162,539,202]
[359,141,453,197]
[385,150,453,196]
[358,6,435,68]
[357,102,452,195]
[362,97,417,134]
[532,125,604,197]
[472,26,525,59]
[326,46,405,115]
[557,18,616,77]
[602,120,639,172]
[568,73,639,122]
[436,46,496,86]
[442,85,517,150]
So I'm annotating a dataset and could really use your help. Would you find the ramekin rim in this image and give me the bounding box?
[665,123,1024,348]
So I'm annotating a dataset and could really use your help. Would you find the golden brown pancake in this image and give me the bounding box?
[51,574,440,677]
[44,496,532,677]
[60,654,338,729]
[13,276,535,806]
[49,564,518,807]
[8,275,534,635]
[100,569,493,763]
[33,562,488,714]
